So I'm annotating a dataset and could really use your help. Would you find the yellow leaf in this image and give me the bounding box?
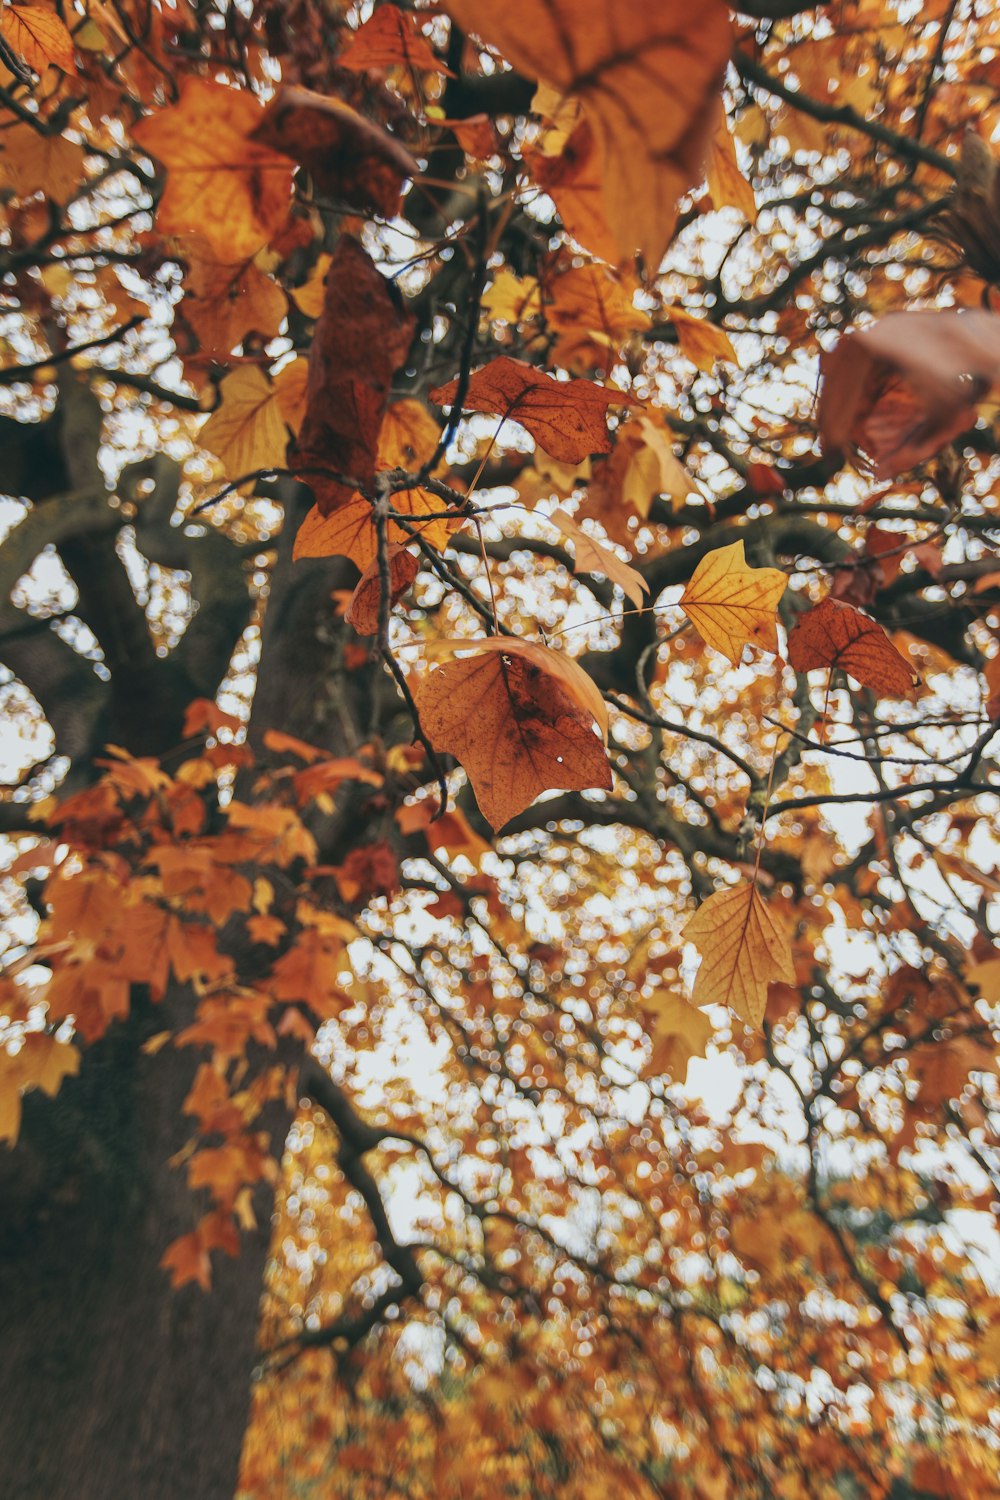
[707,109,757,223]
[640,994,714,1082]
[290,254,332,319]
[0,5,75,74]
[0,122,85,203]
[667,305,739,371]
[200,367,289,480]
[680,540,787,664]
[685,882,795,1030]
[378,399,441,470]
[549,508,648,608]
[272,357,309,435]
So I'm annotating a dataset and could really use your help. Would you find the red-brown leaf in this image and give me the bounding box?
[788,598,918,699]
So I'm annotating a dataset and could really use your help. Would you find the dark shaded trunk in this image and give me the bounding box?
[0,993,289,1500]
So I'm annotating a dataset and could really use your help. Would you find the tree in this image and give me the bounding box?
[0,1,997,1497]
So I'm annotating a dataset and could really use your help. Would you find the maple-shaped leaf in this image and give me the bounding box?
[445,0,732,267]
[345,545,420,635]
[250,85,419,218]
[817,309,1000,479]
[339,5,451,76]
[430,357,624,464]
[199,367,289,480]
[294,236,414,513]
[161,1209,239,1292]
[133,79,294,261]
[787,597,918,699]
[680,540,786,664]
[640,994,714,1083]
[414,638,612,830]
[522,117,620,266]
[684,882,795,1030]
[544,263,650,374]
[180,249,287,359]
[549,509,648,609]
[0,4,75,74]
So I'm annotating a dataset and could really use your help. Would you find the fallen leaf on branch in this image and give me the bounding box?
[415,638,611,830]
[685,883,794,1030]
[549,509,648,608]
[787,597,918,699]
[680,540,786,664]
[817,309,1000,478]
[251,85,419,217]
[431,356,625,463]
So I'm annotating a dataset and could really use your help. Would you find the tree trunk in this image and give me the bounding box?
[0,991,288,1500]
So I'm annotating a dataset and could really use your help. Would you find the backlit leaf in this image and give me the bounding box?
[685,883,795,1030]
[680,541,786,664]
[550,508,649,609]
[787,597,918,699]
[0,4,75,73]
[199,367,289,480]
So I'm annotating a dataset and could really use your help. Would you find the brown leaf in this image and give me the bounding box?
[787,597,918,699]
[339,5,451,77]
[345,546,420,635]
[707,107,757,224]
[430,356,624,464]
[133,79,294,262]
[817,310,1000,479]
[549,508,648,609]
[414,638,612,830]
[294,236,414,513]
[444,0,732,267]
[684,883,794,1030]
[250,85,419,218]
[680,541,786,664]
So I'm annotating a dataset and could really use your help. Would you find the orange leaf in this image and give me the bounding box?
[684,883,794,1029]
[666,305,739,372]
[0,4,75,73]
[430,357,624,464]
[133,79,294,262]
[817,309,1000,479]
[414,639,612,830]
[680,541,786,664]
[787,597,918,699]
[707,107,757,223]
[199,367,289,480]
[293,487,455,571]
[549,509,648,609]
[294,235,414,513]
[345,546,420,635]
[445,0,732,267]
[339,5,452,76]
[250,85,419,218]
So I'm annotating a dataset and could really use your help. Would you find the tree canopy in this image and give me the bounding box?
[0,3,998,1498]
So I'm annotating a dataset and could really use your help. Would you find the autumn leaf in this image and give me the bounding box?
[293,487,456,571]
[545,263,650,373]
[640,995,714,1083]
[430,357,625,464]
[250,85,419,218]
[446,0,732,267]
[0,4,75,74]
[787,597,918,699]
[0,122,85,203]
[685,883,795,1030]
[666,305,739,372]
[180,249,287,359]
[522,118,620,266]
[133,79,294,261]
[294,235,414,513]
[707,108,757,223]
[817,309,1000,479]
[680,541,787,664]
[414,638,612,830]
[339,5,451,77]
[549,508,649,609]
[199,367,289,480]
[345,546,420,635]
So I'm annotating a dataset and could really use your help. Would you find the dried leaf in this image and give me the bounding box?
[666,305,739,372]
[685,883,795,1030]
[707,108,757,223]
[550,508,649,608]
[522,118,620,266]
[294,236,414,513]
[339,5,451,76]
[415,638,612,830]
[345,546,420,635]
[680,541,786,664]
[640,994,714,1083]
[133,79,294,261]
[445,0,732,267]
[293,487,455,571]
[787,597,918,699]
[250,85,419,218]
[817,310,1000,479]
[431,356,624,464]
